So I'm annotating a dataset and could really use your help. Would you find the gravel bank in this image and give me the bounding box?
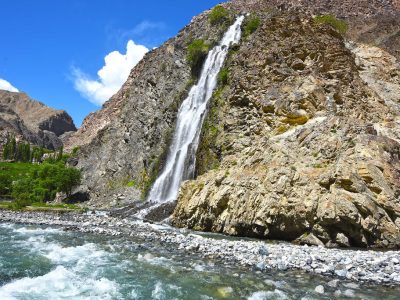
[1,209,399,287]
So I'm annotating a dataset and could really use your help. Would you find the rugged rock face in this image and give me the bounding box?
[69,0,400,247]
[0,90,76,150]
[68,11,231,207]
[171,1,400,248]
[228,0,400,59]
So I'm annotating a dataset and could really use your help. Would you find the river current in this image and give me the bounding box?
[0,223,399,299]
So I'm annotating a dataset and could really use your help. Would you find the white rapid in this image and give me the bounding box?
[146,16,244,207]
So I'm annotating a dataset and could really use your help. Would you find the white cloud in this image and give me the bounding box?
[129,21,166,36]
[0,78,19,92]
[73,40,148,106]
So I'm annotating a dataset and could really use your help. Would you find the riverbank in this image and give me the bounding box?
[1,209,399,289]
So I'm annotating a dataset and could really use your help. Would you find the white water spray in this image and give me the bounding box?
[144,16,244,210]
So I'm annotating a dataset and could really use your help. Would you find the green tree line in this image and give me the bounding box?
[2,135,64,163]
[0,162,81,209]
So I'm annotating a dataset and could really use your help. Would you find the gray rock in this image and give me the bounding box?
[314,285,325,294]
[327,279,339,288]
[258,245,269,256]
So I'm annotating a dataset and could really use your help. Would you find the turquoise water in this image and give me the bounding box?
[0,223,399,299]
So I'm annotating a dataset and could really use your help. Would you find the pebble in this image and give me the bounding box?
[327,279,339,288]
[315,285,324,294]
[343,289,356,298]
[1,210,400,286]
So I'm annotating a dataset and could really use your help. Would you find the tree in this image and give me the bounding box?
[56,167,81,197]
[2,134,17,160]
[17,143,30,162]
[31,146,44,163]
[0,174,12,196]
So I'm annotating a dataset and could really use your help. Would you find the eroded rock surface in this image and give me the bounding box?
[68,10,231,207]
[172,4,400,248]
[67,0,400,247]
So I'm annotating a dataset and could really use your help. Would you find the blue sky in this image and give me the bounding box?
[0,0,225,126]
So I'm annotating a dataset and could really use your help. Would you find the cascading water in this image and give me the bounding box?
[144,16,244,209]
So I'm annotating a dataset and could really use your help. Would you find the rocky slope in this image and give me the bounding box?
[172,1,400,248]
[70,0,400,247]
[66,11,234,207]
[0,90,76,150]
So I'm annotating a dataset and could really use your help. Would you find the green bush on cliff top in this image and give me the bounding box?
[313,14,348,34]
[209,5,229,25]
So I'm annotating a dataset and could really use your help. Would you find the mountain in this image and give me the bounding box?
[69,0,400,248]
[0,90,76,150]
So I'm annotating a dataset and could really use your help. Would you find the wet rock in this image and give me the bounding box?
[327,279,340,288]
[315,285,325,294]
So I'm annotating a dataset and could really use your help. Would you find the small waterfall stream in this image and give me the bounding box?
[140,16,244,215]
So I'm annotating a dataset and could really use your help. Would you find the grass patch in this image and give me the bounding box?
[209,5,229,25]
[30,202,80,209]
[243,16,261,38]
[187,39,210,78]
[0,162,40,180]
[218,68,229,85]
[0,201,82,211]
[313,15,348,34]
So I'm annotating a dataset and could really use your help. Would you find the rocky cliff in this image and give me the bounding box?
[66,11,231,207]
[0,90,76,150]
[172,1,400,248]
[70,0,400,248]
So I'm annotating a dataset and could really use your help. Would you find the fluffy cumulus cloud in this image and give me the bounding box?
[73,40,148,106]
[0,78,19,92]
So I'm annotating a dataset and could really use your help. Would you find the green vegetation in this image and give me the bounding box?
[187,39,210,78]
[0,174,11,196]
[3,135,31,162]
[107,175,138,190]
[2,134,66,163]
[30,202,80,210]
[126,180,136,188]
[71,146,80,157]
[243,16,261,38]
[0,162,81,209]
[208,5,229,25]
[218,68,229,85]
[196,87,225,175]
[313,15,348,34]
[0,201,81,211]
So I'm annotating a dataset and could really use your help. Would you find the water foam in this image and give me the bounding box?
[0,266,120,300]
[248,289,289,300]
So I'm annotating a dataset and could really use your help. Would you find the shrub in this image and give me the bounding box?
[218,68,229,85]
[56,167,81,197]
[209,5,229,25]
[313,15,348,34]
[0,174,12,196]
[243,16,261,37]
[187,39,210,77]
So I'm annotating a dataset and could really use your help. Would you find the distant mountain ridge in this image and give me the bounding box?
[0,90,76,150]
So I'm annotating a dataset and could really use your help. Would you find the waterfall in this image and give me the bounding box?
[145,16,244,208]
